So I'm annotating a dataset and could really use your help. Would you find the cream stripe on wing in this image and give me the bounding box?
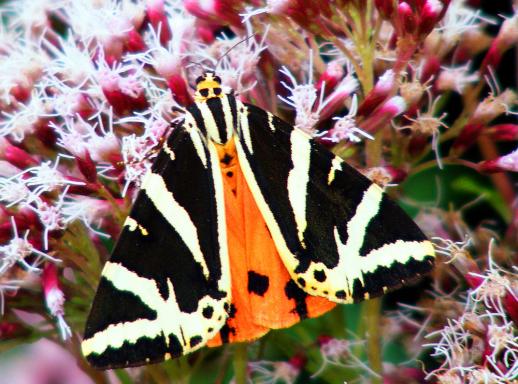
[328,156,342,185]
[207,141,231,293]
[220,95,234,141]
[184,113,207,167]
[141,171,209,278]
[237,102,253,153]
[82,262,228,356]
[287,130,311,245]
[163,144,176,161]
[197,102,221,143]
[362,240,434,273]
[267,112,276,132]
[333,184,384,296]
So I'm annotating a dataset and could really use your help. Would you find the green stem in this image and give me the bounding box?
[362,298,383,383]
[233,343,248,384]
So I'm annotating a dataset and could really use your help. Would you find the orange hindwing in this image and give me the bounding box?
[207,138,336,347]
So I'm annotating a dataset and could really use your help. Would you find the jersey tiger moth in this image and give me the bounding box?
[82,71,435,369]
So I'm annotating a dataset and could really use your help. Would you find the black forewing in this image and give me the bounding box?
[235,103,434,304]
[82,123,230,369]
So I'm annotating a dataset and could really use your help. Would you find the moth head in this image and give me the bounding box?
[194,72,223,102]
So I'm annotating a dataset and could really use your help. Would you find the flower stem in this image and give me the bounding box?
[233,343,248,384]
[362,298,383,382]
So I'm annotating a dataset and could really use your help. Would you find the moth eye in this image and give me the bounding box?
[195,76,204,84]
[200,88,209,97]
[213,88,222,95]
[214,76,221,83]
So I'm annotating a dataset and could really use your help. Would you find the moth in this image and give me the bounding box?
[82,71,435,369]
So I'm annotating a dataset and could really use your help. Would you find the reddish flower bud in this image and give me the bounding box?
[99,70,149,115]
[75,151,97,183]
[465,272,484,289]
[125,30,147,53]
[420,55,441,84]
[9,82,32,103]
[317,335,333,345]
[195,21,217,44]
[481,14,518,74]
[184,0,242,27]
[385,165,408,183]
[0,139,38,169]
[316,61,344,96]
[478,147,518,174]
[363,166,407,187]
[362,96,407,133]
[0,321,23,340]
[487,124,518,141]
[167,74,193,107]
[34,120,57,148]
[418,0,444,37]
[357,70,396,117]
[146,0,172,45]
[397,2,416,35]
[42,263,71,340]
[288,354,307,370]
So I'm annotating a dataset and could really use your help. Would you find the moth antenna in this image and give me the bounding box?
[215,33,257,71]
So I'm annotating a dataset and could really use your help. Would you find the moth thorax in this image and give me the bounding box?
[195,71,224,103]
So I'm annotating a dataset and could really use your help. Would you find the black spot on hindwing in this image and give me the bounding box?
[284,280,308,319]
[247,271,270,296]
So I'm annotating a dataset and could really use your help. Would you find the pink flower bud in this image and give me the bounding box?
[478,147,518,173]
[357,70,396,116]
[481,14,518,74]
[363,96,407,133]
[42,263,71,340]
[265,1,333,35]
[59,93,95,120]
[146,0,172,45]
[317,335,333,345]
[167,74,193,107]
[184,0,242,27]
[125,30,147,53]
[0,321,23,340]
[363,166,405,187]
[42,263,61,304]
[418,0,444,37]
[465,273,484,289]
[0,139,38,169]
[34,120,57,148]
[385,165,408,183]
[420,55,441,84]
[487,124,518,141]
[480,43,503,75]
[319,81,358,121]
[99,70,149,115]
[397,2,416,36]
[288,354,306,370]
[195,21,217,44]
[9,82,32,103]
[316,61,344,96]
[75,151,98,183]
